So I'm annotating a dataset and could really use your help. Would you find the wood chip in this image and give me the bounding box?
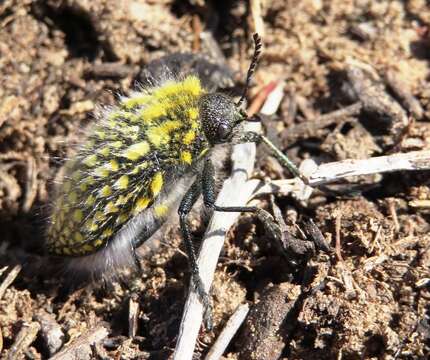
[35,311,65,356]
[345,60,409,142]
[385,69,424,120]
[128,295,139,338]
[0,264,21,300]
[239,283,301,360]
[7,321,40,360]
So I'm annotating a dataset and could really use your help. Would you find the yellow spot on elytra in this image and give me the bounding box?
[188,107,198,120]
[110,159,119,171]
[146,120,182,147]
[150,172,163,196]
[154,204,168,217]
[94,239,104,247]
[100,185,112,197]
[98,146,110,157]
[116,213,129,224]
[180,151,192,164]
[82,244,94,252]
[105,201,119,214]
[122,141,150,161]
[83,177,96,186]
[134,197,151,214]
[79,182,88,191]
[85,219,98,232]
[111,141,123,149]
[95,130,106,139]
[115,195,127,206]
[130,162,148,174]
[62,247,71,255]
[74,232,84,242]
[94,211,105,222]
[73,209,84,222]
[114,175,129,190]
[85,194,96,206]
[83,154,98,167]
[72,171,81,181]
[69,192,78,203]
[183,130,196,145]
[102,228,113,238]
[94,165,110,178]
[62,227,71,237]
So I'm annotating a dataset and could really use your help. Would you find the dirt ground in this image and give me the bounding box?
[0,0,429,359]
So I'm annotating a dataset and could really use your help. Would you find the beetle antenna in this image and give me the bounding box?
[236,33,262,108]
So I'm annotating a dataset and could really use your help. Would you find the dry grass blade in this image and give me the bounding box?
[204,303,249,360]
[253,150,430,201]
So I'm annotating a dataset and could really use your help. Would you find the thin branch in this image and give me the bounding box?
[308,150,430,185]
[204,304,250,360]
[253,150,430,200]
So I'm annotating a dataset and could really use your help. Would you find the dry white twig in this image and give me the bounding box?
[308,150,430,184]
[204,303,250,360]
[253,150,430,201]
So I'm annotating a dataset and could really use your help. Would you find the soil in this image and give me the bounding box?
[0,0,429,359]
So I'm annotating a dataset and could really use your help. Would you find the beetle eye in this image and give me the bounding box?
[217,123,231,141]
